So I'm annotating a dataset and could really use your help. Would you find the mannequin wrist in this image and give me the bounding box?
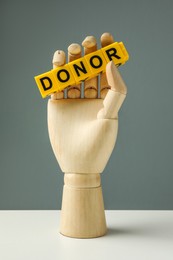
[64,173,101,188]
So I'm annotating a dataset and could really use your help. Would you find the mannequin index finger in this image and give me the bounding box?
[67,43,82,99]
[51,50,66,100]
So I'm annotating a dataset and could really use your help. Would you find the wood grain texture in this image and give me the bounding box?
[48,99,118,174]
[60,173,106,238]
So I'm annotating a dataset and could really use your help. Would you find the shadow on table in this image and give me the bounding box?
[107,227,139,237]
[107,223,172,240]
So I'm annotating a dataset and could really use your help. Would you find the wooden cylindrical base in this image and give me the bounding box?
[60,173,107,238]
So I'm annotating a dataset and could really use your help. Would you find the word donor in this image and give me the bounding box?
[35,42,129,98]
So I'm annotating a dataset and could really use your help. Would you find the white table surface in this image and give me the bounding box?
[0,210,172,260]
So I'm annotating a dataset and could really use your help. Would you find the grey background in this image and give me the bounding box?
[1,0,173,210]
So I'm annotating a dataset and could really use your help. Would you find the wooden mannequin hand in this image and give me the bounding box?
[47,33,127,174]
[47,33,128,238]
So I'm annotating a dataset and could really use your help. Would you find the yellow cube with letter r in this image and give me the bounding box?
[101,42,125,67]
[119,42,129,62]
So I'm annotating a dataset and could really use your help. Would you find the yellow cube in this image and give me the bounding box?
[69,57,92,82]
[84,50,107,75]
[52,64,76,91]
[101,42,125,67]
[34,71,58,98]
[118,42,129,62]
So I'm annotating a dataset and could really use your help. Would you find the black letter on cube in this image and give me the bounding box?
[73,61,87,77]
[106,48,121,61]
[57,69,70,82]
[40,77,52,91]
[90,55,103,68]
